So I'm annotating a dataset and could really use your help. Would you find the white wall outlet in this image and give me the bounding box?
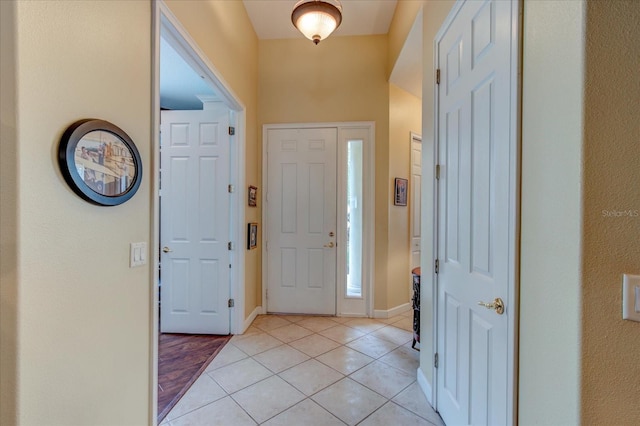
[130,242,147,268]
[622,274,640,322]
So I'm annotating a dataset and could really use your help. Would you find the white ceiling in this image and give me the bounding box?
[160,0,422,110]
[243,0,398,40]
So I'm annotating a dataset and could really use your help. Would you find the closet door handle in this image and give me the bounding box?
[477,298,505,315]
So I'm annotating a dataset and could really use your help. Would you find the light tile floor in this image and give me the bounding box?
[164,311,444,426]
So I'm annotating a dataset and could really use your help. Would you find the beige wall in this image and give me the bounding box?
[581,0,640,423]
[388,84,421,309]
[9,1,152,424]
[388,0,423,77]
[258,35,389,125]
[0,1,18,424]
[385,1,425,313]
[164,0,260,317]
[258,35,394,311]
[2,0,261,423]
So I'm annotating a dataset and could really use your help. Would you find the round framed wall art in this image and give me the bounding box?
[58,119,142,206]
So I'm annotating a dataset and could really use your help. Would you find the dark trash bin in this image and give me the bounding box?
[411,267,420,350]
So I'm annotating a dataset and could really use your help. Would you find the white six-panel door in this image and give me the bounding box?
[266,128,337,315]
[436,0,518,424]
[160,105,230,334]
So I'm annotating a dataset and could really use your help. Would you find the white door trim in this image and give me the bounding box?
[151,1,247,422]
[430,0,521,423]
[410,131,422,280]
[261,122,376,317]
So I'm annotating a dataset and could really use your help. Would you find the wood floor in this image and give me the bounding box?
[158,333,231,422]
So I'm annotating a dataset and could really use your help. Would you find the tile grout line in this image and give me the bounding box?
[166,314,434,426]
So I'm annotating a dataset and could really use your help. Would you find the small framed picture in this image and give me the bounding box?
[247,223,258,250]
[248,185,257,207]
[394,178,408,206]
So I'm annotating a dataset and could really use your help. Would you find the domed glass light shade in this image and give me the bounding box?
[291,0,343,45]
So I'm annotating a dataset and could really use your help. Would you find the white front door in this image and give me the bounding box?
[410,133,422,272]
[266,128,337,315]
[160,105,230,334]
[435,0,518,424]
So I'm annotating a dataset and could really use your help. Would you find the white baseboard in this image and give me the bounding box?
[338,313,368,318]
[417,366,434,406]
[373,302,412,319]
[240,306,261,334]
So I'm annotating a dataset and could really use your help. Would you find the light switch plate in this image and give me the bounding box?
[622,274,640,322]
[130,242,147,268]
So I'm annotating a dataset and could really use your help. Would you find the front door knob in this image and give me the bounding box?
[162,246,172,253]
[324,242,335,248]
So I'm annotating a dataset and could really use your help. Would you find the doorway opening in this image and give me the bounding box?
[152,2,246,422]
[409,132,422,297]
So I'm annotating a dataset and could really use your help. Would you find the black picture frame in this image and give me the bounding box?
[248,185,258,207]
[58,119,142,206]
[247,223,258,250]
[394,177,408,206]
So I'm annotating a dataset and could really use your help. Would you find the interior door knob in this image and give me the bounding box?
[162,246,172,253]
[477,297,505,315]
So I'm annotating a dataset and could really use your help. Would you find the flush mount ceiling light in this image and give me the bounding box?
[291,0,343,45]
